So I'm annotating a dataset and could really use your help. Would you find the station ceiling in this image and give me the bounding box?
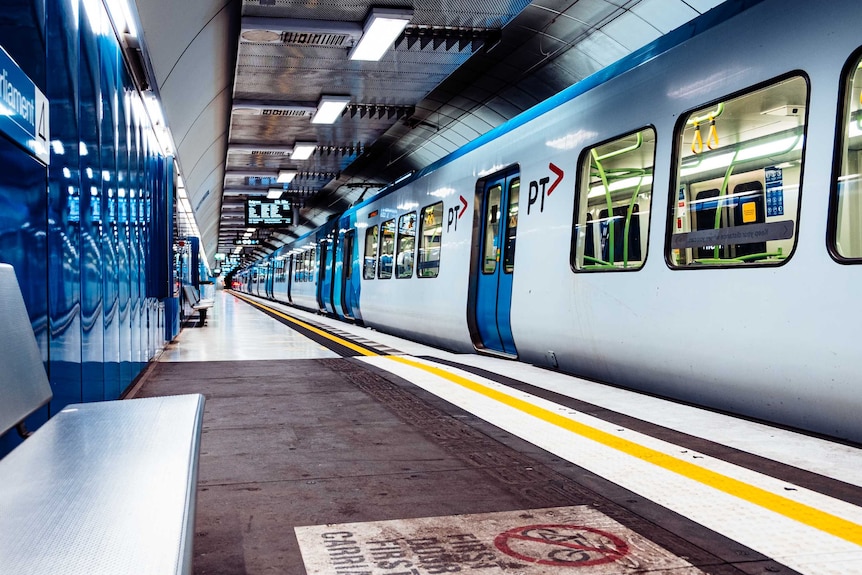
[132,0,725,266]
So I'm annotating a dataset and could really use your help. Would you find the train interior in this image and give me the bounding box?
[573,128,656,271]
[672,75,807,266]
[835,56,862,258]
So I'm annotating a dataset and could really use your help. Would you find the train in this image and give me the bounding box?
[233,0,862,444]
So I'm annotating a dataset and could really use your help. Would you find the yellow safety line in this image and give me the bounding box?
[386,355,862,547]
[227,293,862,546]
[231,292,379,357]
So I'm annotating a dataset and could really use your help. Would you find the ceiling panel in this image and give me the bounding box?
[631,0,698,33]
[601,10,662,51]
[132,0,735,267]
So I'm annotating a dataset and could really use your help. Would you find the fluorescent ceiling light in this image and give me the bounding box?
[588,175,653,198]
[735,134,803,162]
[349,8,413,61]
[680,152,735,177]
[144,94,164,126]
[267,189,283,199]
[277,170,297,183]
[291,142,317,160]
[311,96,350,124]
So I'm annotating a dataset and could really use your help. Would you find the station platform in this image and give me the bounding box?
[132,289,862,575]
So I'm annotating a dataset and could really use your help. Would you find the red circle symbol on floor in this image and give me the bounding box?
[494,524,629,567]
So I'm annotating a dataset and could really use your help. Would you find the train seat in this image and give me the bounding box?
[0,263,205,575]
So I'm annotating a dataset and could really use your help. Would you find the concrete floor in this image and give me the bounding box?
[138,359,578,574]
[134,291,776,575]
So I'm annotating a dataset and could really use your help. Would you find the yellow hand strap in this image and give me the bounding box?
[707,116,719,150]
[691,122,703,154]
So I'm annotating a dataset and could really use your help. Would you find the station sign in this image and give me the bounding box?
[0,45,49,164]
[246,198,294,227]
[233,238,260,246]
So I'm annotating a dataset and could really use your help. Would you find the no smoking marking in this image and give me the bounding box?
[295,505,704,574]
[494,524,629,567]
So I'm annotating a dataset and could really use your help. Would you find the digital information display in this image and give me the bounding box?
[246,198,294,227]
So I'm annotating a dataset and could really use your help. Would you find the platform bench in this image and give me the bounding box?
[0,263,205,575]
[182,284,213,326]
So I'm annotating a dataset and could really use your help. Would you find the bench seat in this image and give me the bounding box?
[0,263,205,575]
[0,393,205,575]
[182,285,213,325]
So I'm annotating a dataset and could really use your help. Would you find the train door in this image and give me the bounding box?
[316,238,330,312]
[323,234,339,315]
[265,261,274,299]
[286,254,294,303]
[470,170,520,356]
[340,229,357,319]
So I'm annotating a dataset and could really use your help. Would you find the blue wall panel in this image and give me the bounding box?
[129,103,140,372]
[0,0,49,457]
[0,137,49,455]
[100,29,121,400]
[80,0,104,402]
[0,0,175,457]
[117,87,132,393]
[46,0,82,411]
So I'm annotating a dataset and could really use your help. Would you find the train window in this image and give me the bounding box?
[503,179,519,274]
[572,128,655,271]
[396,212,416,278]
[343,230,354,279]
[305,248,314,282]
[378,219,396,279]
[482,184,503,273]
[832,53,862,260]
[418,202,443,278]
[310,247,317,281]
[669,75,808,267]
[363,225,378,279]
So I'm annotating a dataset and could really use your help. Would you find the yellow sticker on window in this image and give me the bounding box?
[742,202,757,223]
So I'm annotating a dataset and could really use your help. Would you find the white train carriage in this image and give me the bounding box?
[235,0,862,443]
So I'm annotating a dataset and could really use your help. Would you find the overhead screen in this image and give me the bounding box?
[245,198,294,227]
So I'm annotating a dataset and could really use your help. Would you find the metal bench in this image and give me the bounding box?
[0,263,206,575]
[182,284,214,325]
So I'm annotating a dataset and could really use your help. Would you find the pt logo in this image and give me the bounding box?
[528,163,564,215]
[447,195,468,232]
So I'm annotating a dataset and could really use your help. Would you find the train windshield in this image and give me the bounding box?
[669,75,808,267]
